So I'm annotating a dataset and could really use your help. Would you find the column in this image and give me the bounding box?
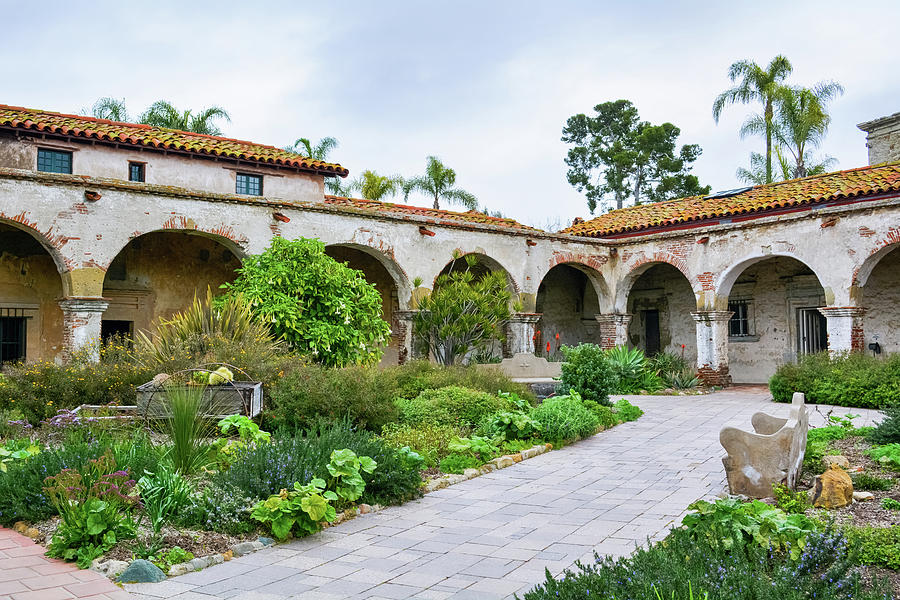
[818,307,866,354]
[394,310,420,364]
[59,298,109,362]
[691,310,733,386]
[595,313,632,349]
[504,313,541,357]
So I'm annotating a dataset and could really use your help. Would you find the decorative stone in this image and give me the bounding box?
[853,491,875,502]
[463,468,480,479]
[209,554,225,566]
[23,527,41,540]
[189,557,209,571]
[105,560,129,578]
[480,464,496,474]
[811,464,854,509]
[222,550,233,561]
[511,454,523,463]
[424,479,447,493]
[168,562,192,577]
[823,455,850,469]
[13,521,28,533]
[231,542,257,557]
[720,392,809,498]
[492,456,515,469]
[117,559,167,584]
[520,448,539,459]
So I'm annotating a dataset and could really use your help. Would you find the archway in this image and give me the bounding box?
[325,244,407,365]
[534,264,606,355]
[434,253,518,293]
[860,244,900,355]
[624,263,697,362]
[0,222,66,363]
[719,255,827,383]
[102,231,242,341]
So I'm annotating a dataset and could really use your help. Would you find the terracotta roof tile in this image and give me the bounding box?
[323,196,540,231]
[0,104,348,176]
[561,162,900,238]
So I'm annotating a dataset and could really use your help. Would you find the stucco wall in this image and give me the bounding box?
[626,263,697,363]
[862,246,900,355]
[535,264,600,350]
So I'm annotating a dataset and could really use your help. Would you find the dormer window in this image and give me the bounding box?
[236,173,263,196]
[129,162,145,182]
[37,149,72,174]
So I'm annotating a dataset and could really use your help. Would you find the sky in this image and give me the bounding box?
[1,0,897,229]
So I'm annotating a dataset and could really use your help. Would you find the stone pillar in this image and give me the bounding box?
[691,310,733,386]
[818,307,866,354]
[395,310,420,364]
[59,298,109,362]
[504,313,541,358]
[595,313,632,349]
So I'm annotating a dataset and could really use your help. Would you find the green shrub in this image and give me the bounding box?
[613,399,643,423]
[772,483,811,514]
[869,405,900,444]
[881,498,900,510]
[769,352,900,408]
[265,364,399,432]
[385,360,533,402]
[151,546,194,573]
[176,481,256,534]
[439,453,482,474]
[603,346,663,393]
[558,343,616,406]
[531,393,600,443]
[447,435,500,463]
[379,423,462,467]
[851,473,895,491]
[137,466,193,534]
[395,386,510,429]
[868,444,900,469]
[476,410,542,441]
[845,525,900,569]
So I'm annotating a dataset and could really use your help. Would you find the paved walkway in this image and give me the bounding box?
[0,527,130,600]
[108,388,876,600]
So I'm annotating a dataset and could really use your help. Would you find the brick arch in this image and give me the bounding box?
[715,252,828,308]
[852,227,900,289]
[435,251,520,294]
[0,214,74,297]
[537,255,611,310]
[614,254,698,313]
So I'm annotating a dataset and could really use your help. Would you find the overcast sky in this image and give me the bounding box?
[1,1,897,228]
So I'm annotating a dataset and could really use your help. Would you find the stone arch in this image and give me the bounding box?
[715,252,829,310]
[853,238,900,290]
[615,258,697,314]
[855,241,900,354]
[101,230,243,341]
[533,262,610,352]
[324,242,412,308]
[434,252,520,294]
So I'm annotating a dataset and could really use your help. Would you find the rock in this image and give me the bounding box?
[511,454,523,463]
[811,464,854,509]
[492,456,514,469]
[258,537,275,546]
[168,562,192,577]
[479,463,496,474]
[189,557,209,571]
[117,559,167,584]
[222,550,233,561]
[209,554,224,566]
[13,521,28,533]
[231,542,257,557]
[853,491,875,502]
[463,468,480,479]
[880,456,891,465]
[544,443,553,451]
[424,479,447,493]
[358,503,372,514]
[520,448,539,459]
[23,527,41,540]
[104,560,129,578]
[823,455,850,469]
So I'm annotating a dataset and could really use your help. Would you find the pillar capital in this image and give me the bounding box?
[59,297,110,313]
[691,310,734,323]
[508,312,542,325]
[59,297,109,362]
[818,306,867,319]
[818,306,866,353]
[505,312,542,357]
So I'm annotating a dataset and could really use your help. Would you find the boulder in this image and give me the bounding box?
[231,541,257,557]
[823,455,850,469]
[853,491,875,502]
[810,464,854,509]
[117,559,166,584]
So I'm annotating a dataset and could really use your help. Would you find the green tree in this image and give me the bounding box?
[413,255,512,365]
[403,156,478,210]
[351,170,403,201]
[736,149,793,185]
[562,100,709,213]
[138,100,231,135]
[713,55,793,184]
[285,137,338,161]
[82,97,130,121]
[773,83,843,178]
[220,237,390,367]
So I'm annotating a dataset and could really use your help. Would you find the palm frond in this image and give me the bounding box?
[443,188,478,210]
[87,97,129,121]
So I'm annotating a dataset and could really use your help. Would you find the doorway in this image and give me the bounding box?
[797,308,827,355]
[643,309,660,355]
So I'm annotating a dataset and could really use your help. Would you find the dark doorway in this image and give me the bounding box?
[0,316,26,365]
[797,308,827,355]
[102,320,133,343]
[643,309,661,355]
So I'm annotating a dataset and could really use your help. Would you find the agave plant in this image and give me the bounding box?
[669,368,702,390]
[603,346,652,393]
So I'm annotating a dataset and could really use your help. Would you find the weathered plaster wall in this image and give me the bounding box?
[535,265,600,350]
[860,113,900,165]
[102,232,240,334]
[0,224,64,362]
[626,263,697,363]
[862,246,900,355]
[728,257,826,384]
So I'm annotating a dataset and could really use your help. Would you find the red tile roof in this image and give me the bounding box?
[562,162,900,238]
[0,104,348,176]
[324,196,540,231]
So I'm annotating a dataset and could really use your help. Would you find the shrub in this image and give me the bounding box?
[439,453,482,474]
[531,393,600,443]
[882,498,900,510]
[137,466,193,535]
[176,481,255,535]
[476,410,542,441]
[773,483,811,514]
[869,405,900,445]
[558,343,616,406]
[613,398,643,423]
[851,473,895,491]
[395,386,510,429]
[868,444,900,469]
[155,384,218,475]
[846,525,900,569]
[769,352,900,408]
[265,365,399,432]
[385,360,533,402]
[603,346,663,393]
[221,237,390,367]
[380,423,462,467]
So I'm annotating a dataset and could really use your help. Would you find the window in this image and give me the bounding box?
[129,162,145,182]
[101,320,133,344]
[729,301,751,336]
[0,316,26,364]
[236,173,263,196]
[37,148,72,174]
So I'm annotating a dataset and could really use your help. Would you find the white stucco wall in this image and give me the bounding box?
[862,246,900,355]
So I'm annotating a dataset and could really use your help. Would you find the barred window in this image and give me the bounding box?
[129,162,145,182]
[236,173,263,196]
[0,316,26,364]
[37,149,72,174]
[729,301,751,336]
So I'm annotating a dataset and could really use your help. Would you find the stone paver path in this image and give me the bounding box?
[0,527,130,600]
[114,387,878,600]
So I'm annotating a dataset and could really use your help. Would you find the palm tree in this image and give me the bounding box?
[285,137,338,161]
[772,82,843,178]
[351,170,403,201]
[713,56,793,184]
[403,156,478,210]
[83,97,130,121]
[736,149,792,185]
[138,101,231,135]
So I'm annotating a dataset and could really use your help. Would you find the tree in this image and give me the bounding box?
[736,149,793,185]
[562,100,709,213]
[713,56,793,184]
[351,170,403,201]
[413,255,512,365]
[220,237,390,367]
[82,97,130,121]
[138,100,231,135]
[285,137,338,161]
[403,156,478,210]
[772,83,843,178]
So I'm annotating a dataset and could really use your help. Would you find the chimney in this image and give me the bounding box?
[858,112,900,165]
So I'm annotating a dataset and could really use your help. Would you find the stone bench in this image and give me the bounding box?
[720,392,809,498]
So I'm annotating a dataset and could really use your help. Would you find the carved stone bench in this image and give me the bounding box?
[720,392,809,498]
